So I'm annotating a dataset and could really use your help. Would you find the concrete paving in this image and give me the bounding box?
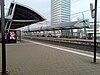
[0,40,100,75]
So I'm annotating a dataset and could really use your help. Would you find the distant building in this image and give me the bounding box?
[51,0,71,25]
[87,21,100,40]
[51,0,71,37]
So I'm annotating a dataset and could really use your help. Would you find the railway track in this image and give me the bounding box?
[23,36,100,53]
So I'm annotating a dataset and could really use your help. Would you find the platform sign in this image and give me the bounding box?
[7,30,17,43]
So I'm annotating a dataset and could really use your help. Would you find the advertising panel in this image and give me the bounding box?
[6,30,17,43]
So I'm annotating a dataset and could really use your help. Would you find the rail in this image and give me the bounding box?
[23,36,100,47]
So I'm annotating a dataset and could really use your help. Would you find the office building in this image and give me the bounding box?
[51,0,71,25]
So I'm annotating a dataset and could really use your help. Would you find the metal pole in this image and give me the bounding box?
[94,0,98,63]
[82,12,87,37]
[1,0,6,74]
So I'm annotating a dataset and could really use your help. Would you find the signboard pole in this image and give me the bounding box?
[1,0,7,74]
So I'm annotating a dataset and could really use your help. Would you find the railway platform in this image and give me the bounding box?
[0,39,100,75]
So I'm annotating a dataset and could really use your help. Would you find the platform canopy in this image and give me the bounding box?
[30,20,89,32]
[0,2,45,31]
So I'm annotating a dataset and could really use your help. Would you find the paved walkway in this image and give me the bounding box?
[0,40,100,75]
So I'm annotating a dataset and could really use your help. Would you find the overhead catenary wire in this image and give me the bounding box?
[71,0,80,4]
[71,7,100,16]
[71,10,90,16]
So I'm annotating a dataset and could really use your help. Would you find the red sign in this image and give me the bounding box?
[10,32,15,40]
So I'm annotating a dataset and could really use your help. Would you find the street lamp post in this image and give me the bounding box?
[0,0,7,74]
[94,0,98,63]
[90,0,98,63]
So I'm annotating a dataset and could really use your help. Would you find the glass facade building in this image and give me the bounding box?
[51,0,71,25]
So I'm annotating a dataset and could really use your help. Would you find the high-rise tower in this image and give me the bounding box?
[51,0,71,25]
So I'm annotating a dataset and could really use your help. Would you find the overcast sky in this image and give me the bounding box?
[71,0,100,21]
[4,0,100,30]
[5,0,100,21]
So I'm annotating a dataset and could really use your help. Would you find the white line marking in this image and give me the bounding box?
[23,39,100,60]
